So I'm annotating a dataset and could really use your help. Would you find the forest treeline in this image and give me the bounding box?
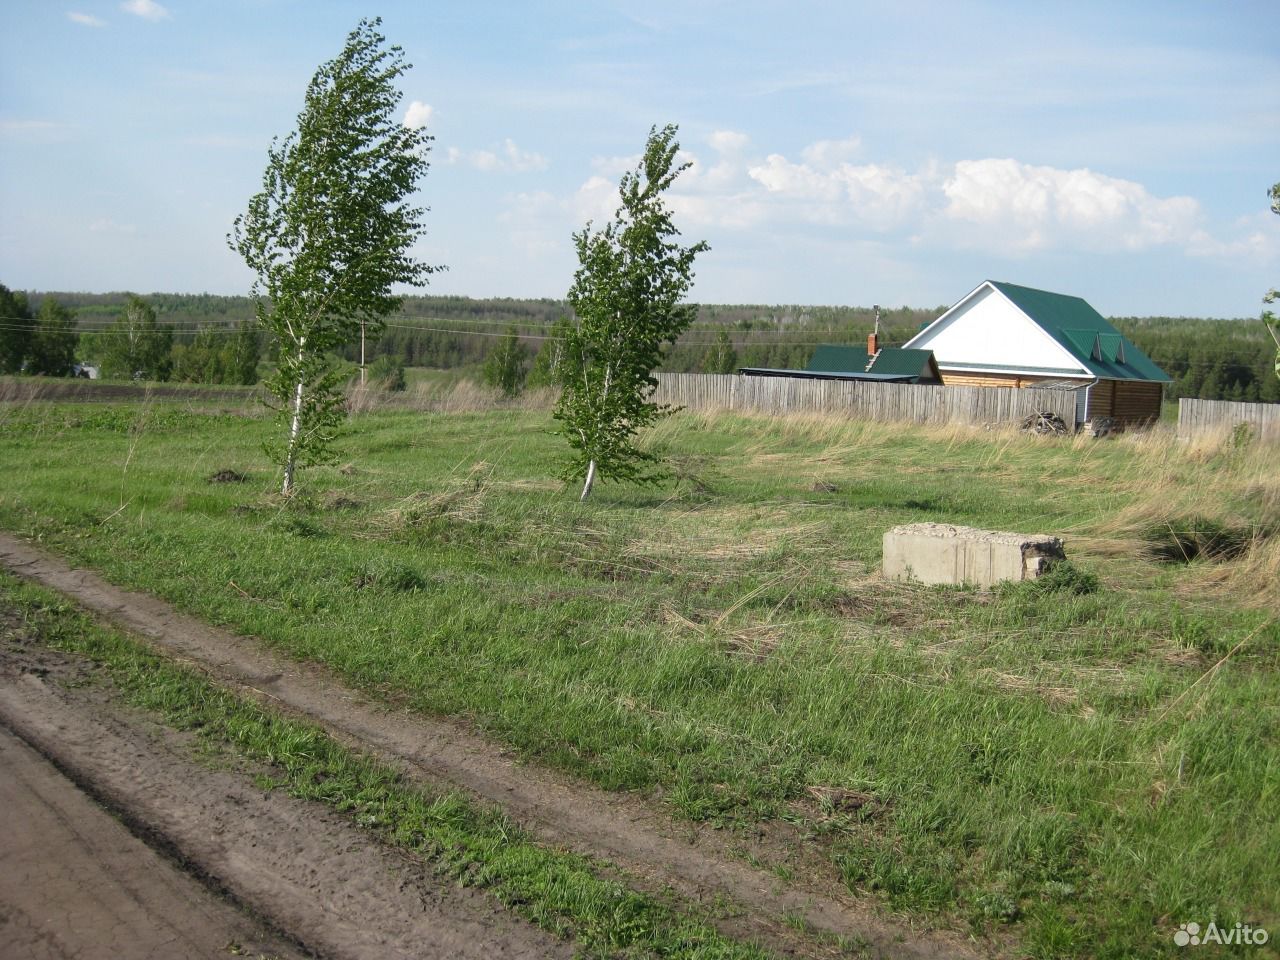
[11,290,1280,402]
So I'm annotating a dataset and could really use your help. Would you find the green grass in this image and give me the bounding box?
[0,574,774,960]
[0,398,1277,958]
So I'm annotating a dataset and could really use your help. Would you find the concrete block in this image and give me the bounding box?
[882,523,1065,589]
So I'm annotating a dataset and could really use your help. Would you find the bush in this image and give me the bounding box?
[368,354,406,391]
[1000,559,1099,597]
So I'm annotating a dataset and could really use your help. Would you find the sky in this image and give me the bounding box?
[1,0,1278,317]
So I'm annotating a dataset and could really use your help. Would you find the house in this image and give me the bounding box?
[740,334,943,384]
[904,280,1171,427]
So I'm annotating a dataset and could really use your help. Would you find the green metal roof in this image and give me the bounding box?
[805,344,940,382]
[806,344,869,373]
[866,347,937,379]
[990,281,1170,382]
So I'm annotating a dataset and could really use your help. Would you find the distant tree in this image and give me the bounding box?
[225,321,261,385]
[481,326,528,397]
[172,323,259,385]
[704,329,738,374]
[526,317,574,388]
[173,326,226,383]
[554,124,708,500]
[27,298,79,376]
[1264,182,1280,385]
[98,295,174,381]
[0,284,35,373]
[367,353,406,391]
[229,18,438,495]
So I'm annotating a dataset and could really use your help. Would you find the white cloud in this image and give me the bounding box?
[67,11,106,27]
[940,159,1202,251]
[447,138,548,173]
[403,100,433,130]
[746,153,927,229]
[573,175,618,225]
[548,135,1260,269]
[120,0,169,21]
[708,130,749,154]
[1185,212,1280,261]
[800,135,862,167]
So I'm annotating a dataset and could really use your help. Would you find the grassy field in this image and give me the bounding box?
[0,392,1276,958]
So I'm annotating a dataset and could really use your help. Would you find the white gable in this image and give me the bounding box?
[905,283,1091,377]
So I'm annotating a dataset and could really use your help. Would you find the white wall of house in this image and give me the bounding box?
[906,284,1091,375]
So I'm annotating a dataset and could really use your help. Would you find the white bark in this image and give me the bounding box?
[282,343,305,496]
[580,458,597,501]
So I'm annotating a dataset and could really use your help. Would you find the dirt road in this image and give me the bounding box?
[0,725,304,960]
[0,632,574,960]
[0,533,983,959]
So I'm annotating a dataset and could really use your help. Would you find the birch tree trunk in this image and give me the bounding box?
[580,459,597,500]
[282,343,306,495]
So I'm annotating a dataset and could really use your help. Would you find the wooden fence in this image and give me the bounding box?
[652,373,1078,429]
[1177,398,1280,443]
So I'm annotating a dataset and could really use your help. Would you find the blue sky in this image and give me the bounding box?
[1,0,1277,316]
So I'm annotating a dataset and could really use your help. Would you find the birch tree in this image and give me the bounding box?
[555,124,708,500]
[98,296,173,381]
[230,18,437,495]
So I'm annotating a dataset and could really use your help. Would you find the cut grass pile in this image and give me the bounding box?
[0,574,773,960]
[0,397,1277,958]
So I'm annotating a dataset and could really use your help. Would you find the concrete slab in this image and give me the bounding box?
[882,523,1065,588]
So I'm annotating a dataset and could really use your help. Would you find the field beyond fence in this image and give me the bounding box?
[1177,397,1280,443]
[653,372,1078,429]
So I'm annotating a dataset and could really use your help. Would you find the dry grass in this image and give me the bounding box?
[1186,535,1280,610]
[373,460,497,531]
[347,379,558,415]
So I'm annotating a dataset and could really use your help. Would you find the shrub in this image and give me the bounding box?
[368,354,406,391]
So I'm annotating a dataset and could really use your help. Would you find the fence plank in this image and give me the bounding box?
[651,373,1078,430]
[1177,398,1280,443]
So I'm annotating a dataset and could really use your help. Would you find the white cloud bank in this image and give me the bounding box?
[492,130,1273,292]
[120,0,169,21]
[67,12,106,27]
[939,159,1202,253]
[572,131,1261,261]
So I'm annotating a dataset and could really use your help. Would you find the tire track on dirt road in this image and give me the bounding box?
[0,642,574,960]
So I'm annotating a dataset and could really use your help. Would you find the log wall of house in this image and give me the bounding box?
[1085,380,1162,425]
[938,370,1163,426]
[1090,379,1116,417]
[940,371,1038,388]
[1109,380,1163,425]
